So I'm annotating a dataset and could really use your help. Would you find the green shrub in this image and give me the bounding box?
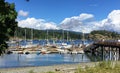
[75,61,120,73]
[46,71,55,73]
[29,70,36,73]
[45,61,120,73]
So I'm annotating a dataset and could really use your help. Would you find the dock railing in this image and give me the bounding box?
[94,40,120,47]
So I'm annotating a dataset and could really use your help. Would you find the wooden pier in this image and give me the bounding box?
[84,40,120,61]
[94,40,120,48]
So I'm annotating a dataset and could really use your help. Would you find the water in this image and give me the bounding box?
[0,54,90,68]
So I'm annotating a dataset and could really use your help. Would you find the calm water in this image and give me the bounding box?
[0,54,90,68]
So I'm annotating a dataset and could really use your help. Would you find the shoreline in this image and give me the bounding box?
[0,62,97,73]
[0,61,119,73]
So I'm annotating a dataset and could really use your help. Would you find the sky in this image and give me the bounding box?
[6,0,120,33]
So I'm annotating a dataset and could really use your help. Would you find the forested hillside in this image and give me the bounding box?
[12,27,85,40]
[11,27,120,40]
[89,30,120,40]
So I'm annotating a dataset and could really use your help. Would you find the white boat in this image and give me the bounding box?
[6,40,17,44]
[58,43,72,49]
[57,48,68,54]
[77,50,84,54]
[71,50,77,54]
[41,47,51,54]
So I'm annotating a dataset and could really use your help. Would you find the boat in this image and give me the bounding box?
[6,51,13,54]
[36,52,41,55]
[25,51,30,55]
[57,48,68,54]
[71,50,77,54]
[57,42,72,49]
[41,47,51,54]
[77,50,84,54]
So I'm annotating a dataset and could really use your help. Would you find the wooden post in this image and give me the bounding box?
[109,47,110,60]
[101,46,104,61]
[111,48,113,61]
[117,48,119,60]
[119,48,120,60]
[111,47,116,61]
[116,48,117,61]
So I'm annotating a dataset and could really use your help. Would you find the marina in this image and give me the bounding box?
[2,39,120,68]
[0,40,91,68]
[3,39,120,68]
[7,40,88,54]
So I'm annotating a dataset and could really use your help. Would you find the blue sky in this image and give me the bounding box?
[6,0,120,33]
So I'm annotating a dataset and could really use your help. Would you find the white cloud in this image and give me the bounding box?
[60,10,120,33]
[79,13,94,21]
[18,10,29,17]
[98,10,120,32]
[108,10,120,25]
[18,10,120,33]
[60,13,94,33]
[18,18,59,30]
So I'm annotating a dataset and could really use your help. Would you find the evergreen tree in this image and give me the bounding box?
[0,0,18,55]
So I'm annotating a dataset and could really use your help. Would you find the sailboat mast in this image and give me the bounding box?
[53,30,54,39]
[31,28,33,44]
[14,29,17,40]
[52,30,55,44]
[47,30,48,41]
[82,29,85,45]
[25,28,27,44]
[31,29,33,40]
[67,31,69,42]
[62,30,64,42]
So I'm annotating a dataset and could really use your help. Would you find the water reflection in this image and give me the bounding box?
[0,54,90,68]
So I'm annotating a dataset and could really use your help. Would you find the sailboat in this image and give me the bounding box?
[45,30,51,47]
[45,30,57,48]
[57,30,72,54]
[21,28,37,49]
[58,30,72,49]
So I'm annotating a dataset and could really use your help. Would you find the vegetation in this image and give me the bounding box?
[0,0,18,55]
[89,30,120,40]
[43,61,120,73]
[13,28,120,41]
[46,72,55,73]
[75,61,120,73]
[28,70,36,73]
[12,27,85,40]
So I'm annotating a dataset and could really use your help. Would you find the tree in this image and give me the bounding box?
[0,0,18,55]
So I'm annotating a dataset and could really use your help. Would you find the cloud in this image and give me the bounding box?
[18,10,120,33]
[18,10,29,17]
[98,10,120,32]
[60,10,120,33]
[60,13,94,33]
[18,18,59,30]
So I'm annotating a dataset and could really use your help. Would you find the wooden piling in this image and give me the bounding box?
[86,40,120,61]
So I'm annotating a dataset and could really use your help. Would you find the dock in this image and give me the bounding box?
[84,40,120,61]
